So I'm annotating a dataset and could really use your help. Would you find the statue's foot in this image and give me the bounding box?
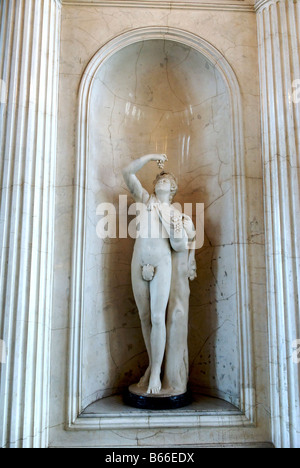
[147,374,162,395]
[137,366,151,388]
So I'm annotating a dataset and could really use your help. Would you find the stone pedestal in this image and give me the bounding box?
[124,385,193,410]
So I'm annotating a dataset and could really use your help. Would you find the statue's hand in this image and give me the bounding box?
[182,214,196,240]
[188,260,197,281]
[183,216,194,231]
[148,154,168,163]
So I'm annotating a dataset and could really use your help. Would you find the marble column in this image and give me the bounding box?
[256,0,300,448]
[0,0,61,448]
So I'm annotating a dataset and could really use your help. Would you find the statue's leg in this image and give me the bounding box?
[163,252,190,394]
[163,299,189,393]
[147,255,172,395]
[131,259,152,387]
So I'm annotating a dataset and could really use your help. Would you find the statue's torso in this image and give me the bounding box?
[132,198,171,266]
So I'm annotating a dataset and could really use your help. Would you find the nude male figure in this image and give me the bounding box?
[122,154,175,394]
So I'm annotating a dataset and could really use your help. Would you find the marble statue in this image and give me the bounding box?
[123,154,197,398]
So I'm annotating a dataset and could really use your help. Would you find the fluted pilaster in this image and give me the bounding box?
[0,0,61,448]
[256,0,300,448]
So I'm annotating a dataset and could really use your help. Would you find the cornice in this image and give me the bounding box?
[255,0,292,12]
[255,0,272,10]
[62,1,255,13]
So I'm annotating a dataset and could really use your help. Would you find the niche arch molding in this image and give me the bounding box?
[67,26,255,430]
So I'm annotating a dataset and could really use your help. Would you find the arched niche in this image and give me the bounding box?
[68,27,254,424]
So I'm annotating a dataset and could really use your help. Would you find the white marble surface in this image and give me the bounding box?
[257,0,300,449]
[49,0,271,449]
[83,393,240,416]
[0,0,61,449]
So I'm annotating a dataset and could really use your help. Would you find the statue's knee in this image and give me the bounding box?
[170,308,185,326]
[151,311,165,327]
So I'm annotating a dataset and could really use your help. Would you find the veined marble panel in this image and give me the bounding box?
[50,3,269,448]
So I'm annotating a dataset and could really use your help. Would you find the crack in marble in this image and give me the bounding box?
[189,320,235,373]
[164,40,188,107]
[135,42,145,101]
[87,326,142,340]
[96,75,227,114]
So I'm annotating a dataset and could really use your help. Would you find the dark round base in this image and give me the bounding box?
[124,389,193,411]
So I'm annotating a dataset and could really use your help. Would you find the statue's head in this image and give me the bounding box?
[154,171,178,203]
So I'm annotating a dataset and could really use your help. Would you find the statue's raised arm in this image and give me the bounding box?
[122,154,167,203]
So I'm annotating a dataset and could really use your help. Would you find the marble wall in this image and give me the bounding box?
[49,0,271,448]
[1,0,299,449]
